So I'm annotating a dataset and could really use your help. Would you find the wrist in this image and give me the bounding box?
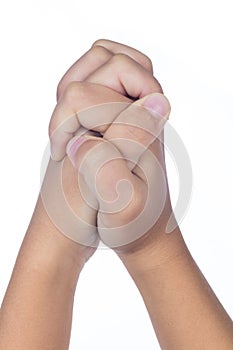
[116,226,188,276]
[22,196,90,290]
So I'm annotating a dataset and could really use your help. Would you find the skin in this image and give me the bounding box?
[0,40,232,349]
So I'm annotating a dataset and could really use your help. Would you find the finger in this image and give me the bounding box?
[66,135,146,223]
[49,82,131,161]
[103,93,171,174]
[57,46,113,100]
[57,40,153,100]
[40,157,99,246]
[66,134,167,248]
[92,39,153,73]
[85,53,162,99]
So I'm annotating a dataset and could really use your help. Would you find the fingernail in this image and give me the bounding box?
[50,145,61,162]
[143,93,170,118]
[66,136,87,159]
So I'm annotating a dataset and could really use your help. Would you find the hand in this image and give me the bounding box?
[59,43,233,350]
[48,39,173,260]
[42,39,160,263]
[2,41,232,350]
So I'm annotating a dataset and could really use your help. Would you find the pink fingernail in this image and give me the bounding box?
[143,93,170,118]
[67,136,87,159]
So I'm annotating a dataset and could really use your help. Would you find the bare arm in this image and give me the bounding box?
[0,39,157,349]
[2,39,232,349]
[56,39,233,349]
[117,227,233,350]
[0,197,87,350]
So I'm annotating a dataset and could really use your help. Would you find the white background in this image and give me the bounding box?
[0,0,233,349]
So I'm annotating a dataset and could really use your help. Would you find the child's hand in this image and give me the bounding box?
[50,39,162,161]
[2,41,231,350]
[41,83,130,255]
[46,40,172,258]
[66,91,171,251]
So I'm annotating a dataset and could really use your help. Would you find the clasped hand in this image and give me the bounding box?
[41,39,173,261]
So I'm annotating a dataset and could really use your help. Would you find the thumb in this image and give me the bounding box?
[103,92,171,171]
[66,135,142,218]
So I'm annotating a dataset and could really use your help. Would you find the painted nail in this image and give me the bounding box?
[66,136,87,159]
[143,93,170,118]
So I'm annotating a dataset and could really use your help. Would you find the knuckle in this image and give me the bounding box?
[48,119,53,138]
[89,45,112,61]
[57,80,84,102]
[110,53,131,67]
[56,80,64,101]
[92,39,154,73]
[109,52,153,76]
[92,38,108,47]
[145,76,163,94]
[152,79,163,93]
[141,54,153,72]
[48,114,57,139]
[63,81,86,103]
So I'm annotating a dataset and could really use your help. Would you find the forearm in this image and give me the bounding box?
[118,228,233,350]
[0,197,83,350]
